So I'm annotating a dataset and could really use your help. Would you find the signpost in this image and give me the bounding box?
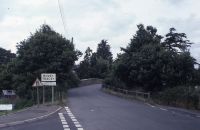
[32,78,42,107]
[41,73,56,104]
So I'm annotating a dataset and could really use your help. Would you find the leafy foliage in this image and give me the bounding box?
[0,47,15,65]
[105,24,197,92]
[0,24,81,99]
[77,40,113,79]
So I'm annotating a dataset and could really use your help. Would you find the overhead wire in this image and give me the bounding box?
[57,0,67,37]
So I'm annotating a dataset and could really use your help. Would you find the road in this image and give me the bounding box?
[2,84,200,130]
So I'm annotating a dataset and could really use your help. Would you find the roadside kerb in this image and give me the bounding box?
[0,106,62,128]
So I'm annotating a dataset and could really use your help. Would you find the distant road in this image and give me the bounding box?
[67,84,200,130]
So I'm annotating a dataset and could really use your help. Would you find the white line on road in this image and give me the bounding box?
[58,113,70,130]
[65,107,84,130]
[145,103,155,108]
[160,108,168,111]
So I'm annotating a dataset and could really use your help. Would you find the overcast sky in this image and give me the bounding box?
[0,0,200,63]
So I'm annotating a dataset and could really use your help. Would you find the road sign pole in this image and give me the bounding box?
[43,86,45,104]
[37,86,39,107]
[52,86,54,104]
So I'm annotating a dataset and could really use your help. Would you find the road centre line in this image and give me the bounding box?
[65,107,84,130]
[58,113,70,130]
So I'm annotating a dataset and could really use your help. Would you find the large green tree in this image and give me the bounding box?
[106,24,196,92]
[2,24,81,98]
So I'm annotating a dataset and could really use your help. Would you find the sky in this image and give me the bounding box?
[0,0,200,63]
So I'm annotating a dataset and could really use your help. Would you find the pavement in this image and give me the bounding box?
[1,84,200,130]
[0,104,62,128]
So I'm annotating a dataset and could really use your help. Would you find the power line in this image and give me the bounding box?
[57,0,67,37]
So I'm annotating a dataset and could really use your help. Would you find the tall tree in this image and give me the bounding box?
[96,40,113,63]
[106,24,196,92]
[7,24,81,98]
[77,47,93,79]
[77,40,113,79]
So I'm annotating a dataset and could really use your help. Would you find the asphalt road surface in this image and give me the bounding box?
[67,84,200,130]
[2,84,200,130]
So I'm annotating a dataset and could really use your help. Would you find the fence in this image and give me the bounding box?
[102,85,151,102]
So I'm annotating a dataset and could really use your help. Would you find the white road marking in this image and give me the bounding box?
[146,103,156,108]
[58,113,70,130]
[75,124,82,127]
[74,121,80,125]
[160,108,167,111]
[63,125,69,128]
[65,107,84,130]
[72,119,77,122]
[62,122,68,125]
[64,129,70,130]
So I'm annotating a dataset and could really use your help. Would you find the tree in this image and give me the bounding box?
[5,24,81,99]
[105,24,196,92]
[96,40,113,63]
[163,28,192,52]
[76,47,93,79]
[0,48,16,90]
[77,40,113,79]
[91,40,113,78]
[0,47,15,65]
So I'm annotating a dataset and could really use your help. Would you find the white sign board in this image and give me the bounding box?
[0,104,13,110]
[41,73,56,81]
[42,82,56,86]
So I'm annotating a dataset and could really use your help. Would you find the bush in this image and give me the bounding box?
[103,75,126,89]
[14,99,33,110]
[155,86,199,109]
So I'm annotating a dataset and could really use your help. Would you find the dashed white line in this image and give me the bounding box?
[75,124,82,127]
[72,119,77,122]
[58,113,70,130]
[64,129,70,130]
[65,107,84,130]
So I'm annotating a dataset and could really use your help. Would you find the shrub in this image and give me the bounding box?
[156,86,199,109]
